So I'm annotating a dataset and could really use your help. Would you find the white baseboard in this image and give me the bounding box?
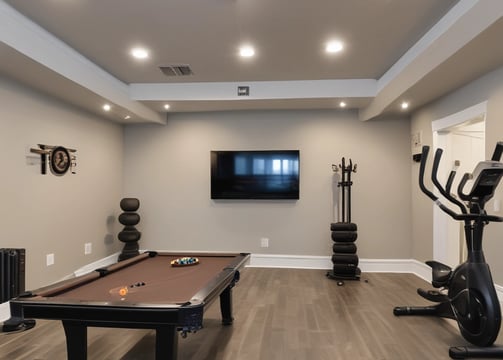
[72,252,120,277]
[0,302,9,323]
[358,258,432,282]
[248,254,332,269]
[2,254,502,323]
[496,284,503,303]
[248,254,432,281]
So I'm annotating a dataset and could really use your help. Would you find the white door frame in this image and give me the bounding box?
[431,101,487,265]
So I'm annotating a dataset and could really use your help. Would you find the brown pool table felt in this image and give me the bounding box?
[46,254,237,304]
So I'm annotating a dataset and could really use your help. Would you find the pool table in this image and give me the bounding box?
[3,251,250,360]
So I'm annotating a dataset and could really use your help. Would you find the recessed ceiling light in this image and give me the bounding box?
[131,47,149,59]
[239,45,255,58]
[401,101,410,110]
[339,101,347,108]
[326,40,344,53]
[164,104,171,110]
[103,104,111,111]
[124,115,131,120]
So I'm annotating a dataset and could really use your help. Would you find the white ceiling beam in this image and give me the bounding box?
[0,1,165,124]
[359,0,503,121]
[130,79,377,102]
[2,0,500,121]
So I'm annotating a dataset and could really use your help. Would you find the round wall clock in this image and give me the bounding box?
[50,146,71,175]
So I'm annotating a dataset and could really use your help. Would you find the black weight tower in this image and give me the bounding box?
[327,158,361,281]
[118,198,141,261]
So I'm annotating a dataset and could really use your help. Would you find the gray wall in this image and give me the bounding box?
[123,110,412,259]
[410,65,503,284]
[0,77,124,289]
[1,74,412,292]
[4,62,503,291]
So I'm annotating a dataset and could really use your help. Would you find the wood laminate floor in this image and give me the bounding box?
[2,268,502,359]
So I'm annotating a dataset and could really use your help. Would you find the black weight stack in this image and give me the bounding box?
[118,198,142,261]
[327,157,361,281]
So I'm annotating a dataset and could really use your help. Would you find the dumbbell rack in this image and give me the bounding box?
[327,157,361,281]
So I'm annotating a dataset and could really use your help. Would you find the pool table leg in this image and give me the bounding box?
[155,326,178,360]
[62,320,87,360]
[220,285,234,325]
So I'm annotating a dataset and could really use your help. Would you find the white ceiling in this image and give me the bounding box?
[1,0,503,124]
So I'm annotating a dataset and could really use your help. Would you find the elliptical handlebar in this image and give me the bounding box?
[491,141,503,161]
[457,173,472,202]
[418,145,503,223]
[431,148,467,215]
[419,146,465,220]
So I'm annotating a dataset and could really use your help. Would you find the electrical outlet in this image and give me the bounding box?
[46,253,54,266]
[260,237,269,248]
[84,243,92,255]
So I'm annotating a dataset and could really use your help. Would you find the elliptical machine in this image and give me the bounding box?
[394,142,503,359]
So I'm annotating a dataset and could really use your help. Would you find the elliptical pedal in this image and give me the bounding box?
[417,288,449,303]
[426,260,452,288]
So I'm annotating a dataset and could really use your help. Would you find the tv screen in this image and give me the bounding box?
[211,150,300,200]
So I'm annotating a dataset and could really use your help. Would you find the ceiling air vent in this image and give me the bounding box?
[159,64,194,77]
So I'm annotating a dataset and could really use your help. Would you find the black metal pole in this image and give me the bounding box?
[347,159,352,223]
[340,157,346,222]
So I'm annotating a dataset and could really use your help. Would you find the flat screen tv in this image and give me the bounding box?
[211,150,300,200]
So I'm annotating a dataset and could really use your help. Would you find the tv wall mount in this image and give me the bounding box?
[30,144,77,176]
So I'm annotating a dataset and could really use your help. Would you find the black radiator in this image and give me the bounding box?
[0,248,26,303]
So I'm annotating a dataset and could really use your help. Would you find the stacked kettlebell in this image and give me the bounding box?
[118,198,141,261]
[327,158,361,281]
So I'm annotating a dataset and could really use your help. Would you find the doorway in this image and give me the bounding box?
[432,102,486,268]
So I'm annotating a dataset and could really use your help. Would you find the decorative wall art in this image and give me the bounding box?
[30,144,77,176]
